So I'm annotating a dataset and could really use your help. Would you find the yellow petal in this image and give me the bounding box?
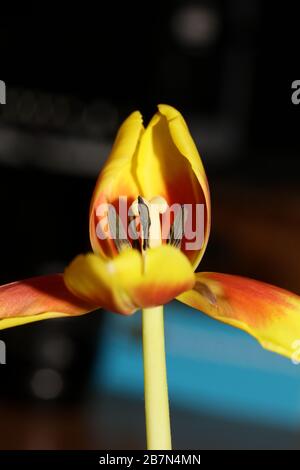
[135,104,210,268]
[0,274,97,330]
[89,105,210,268]
[64,245,195,315]
[177,272,300,359]
[89,111,144,258]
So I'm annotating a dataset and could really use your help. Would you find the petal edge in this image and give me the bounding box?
[65,246,195,315]
[177,272,300,359]
[0,274,97,330]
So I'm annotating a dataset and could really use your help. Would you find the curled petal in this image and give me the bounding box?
[0,274,97,330]
[177,272,300,359]
[89,111,144,257]
[89,105,210,268]
[136,104,211,268]
[64,245,195,315]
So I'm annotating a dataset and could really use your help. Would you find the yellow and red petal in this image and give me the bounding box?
[136,104,211,268]
[89,105,210,267]
[0,274,97,330]
[177,272,300,359]
[89,111,144,258]
[64,245,195,315]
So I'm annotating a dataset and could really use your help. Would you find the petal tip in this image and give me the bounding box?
[127,110,144,125]
[157,104,180,121]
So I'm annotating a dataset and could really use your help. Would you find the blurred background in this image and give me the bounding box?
[0,2,300,449]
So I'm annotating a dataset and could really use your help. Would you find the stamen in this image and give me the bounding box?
[107,205,132,252]
[128,215,140,250]
[167,205,186,249]
[130,196,168,272]
[138,196,151,251]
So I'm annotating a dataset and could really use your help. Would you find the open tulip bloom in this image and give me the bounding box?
[1,104,300,449]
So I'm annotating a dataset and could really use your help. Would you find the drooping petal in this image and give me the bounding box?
[177,272,300,359]
[89,111,144,258]
[0,274,97,330]
[64,245,195,315]
[135,104,211,268]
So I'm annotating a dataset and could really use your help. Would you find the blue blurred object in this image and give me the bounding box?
[92,301,300,430]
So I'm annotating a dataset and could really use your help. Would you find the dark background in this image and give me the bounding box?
[0,2,300,449]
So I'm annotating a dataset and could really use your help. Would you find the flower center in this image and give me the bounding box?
[105,195,186,255]
[130,196,168,249]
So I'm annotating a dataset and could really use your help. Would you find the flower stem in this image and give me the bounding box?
[142,305,172,450]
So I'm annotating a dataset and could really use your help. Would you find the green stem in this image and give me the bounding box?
[142,305,172,450]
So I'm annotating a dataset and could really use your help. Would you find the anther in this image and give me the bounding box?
[107,205,132,252]
[167,204,186,249]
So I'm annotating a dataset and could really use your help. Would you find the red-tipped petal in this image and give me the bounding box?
[89,106,211,268]
[177,272,300,359]
[0,274,97,330]
[137,104,211,268]
[89,111,144,258]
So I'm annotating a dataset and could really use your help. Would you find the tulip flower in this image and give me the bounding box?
[1,104,300,450]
